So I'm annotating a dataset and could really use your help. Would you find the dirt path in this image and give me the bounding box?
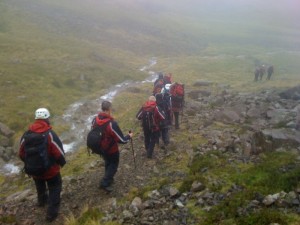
[1,130,174,225]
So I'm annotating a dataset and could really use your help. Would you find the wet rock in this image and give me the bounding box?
[266,108,293,125]
[168,187,179,198]
[213,109,240,123]
[122,210,134,220]
[6,189,33,202]
[279,85,300,100]
[0,122,14,137]
[0,135,10,147]
[190,181,205,192]
[131,197,143,209]
[174,199,184,208]
[263,193,280,206]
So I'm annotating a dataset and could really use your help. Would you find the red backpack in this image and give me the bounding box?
[170,83,184,99]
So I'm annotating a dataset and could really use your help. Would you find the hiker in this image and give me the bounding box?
[163,73,172,85]
[267,65,274,80]
[170,82,185,129]
[254,67,260,82]
[19,108,66,222]
[259,65,266,80]
[90,100,133,192]
[155,93,170,149]
[136,96,165,158]
[153,72,164,95]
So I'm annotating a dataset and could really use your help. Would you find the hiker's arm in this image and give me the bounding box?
[49,131,66,167]
[136,107,143,120]
[156,106,166,120]
[18,134,26,161]
[110,121,130,144]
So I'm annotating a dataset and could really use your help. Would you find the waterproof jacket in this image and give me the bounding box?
[136,100,165,132]
[156,93,171,128]
[19,120,66,180]
[92,112,130,155]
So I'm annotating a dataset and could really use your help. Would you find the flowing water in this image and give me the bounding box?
[1,58,158,175]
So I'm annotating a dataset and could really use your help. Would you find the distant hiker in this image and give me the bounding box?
[153,72,165,95]
[267,65,274,80]
[254,67,260,82]
[259,65,266,80]
[170,82,185,129]
[136,96,165,158]
[163,73,172,85]
[155,93,170,149]
[19,108,66,222]
[90,100,133,192]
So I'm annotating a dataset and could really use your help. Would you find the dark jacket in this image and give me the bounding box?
[19,120,66,179]
[156,93,171,128]
[136,100,165,132]
[92,112,130,155]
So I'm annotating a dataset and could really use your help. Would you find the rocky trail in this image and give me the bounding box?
[2,83,300,225]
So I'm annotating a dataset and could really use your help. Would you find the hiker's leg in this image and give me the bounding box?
[156,131,161,145]
[148,131,158,158]
[101,152,119,187]
[34,178,48,206]
[161,128,169,146]
[174,112,179,129]
[143,129,150,152]
[46,173,62,221]
[167,110,172,126]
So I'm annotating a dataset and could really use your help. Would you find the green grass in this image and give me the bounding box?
[181,151,300,224]
[1,1,300,224]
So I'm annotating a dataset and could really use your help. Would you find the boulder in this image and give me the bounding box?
[252,129,300,154]
[214,109,240,123]
[279,85,300,100]
[0,122,14,137]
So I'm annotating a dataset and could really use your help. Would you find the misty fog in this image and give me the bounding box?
[6,0,299,56]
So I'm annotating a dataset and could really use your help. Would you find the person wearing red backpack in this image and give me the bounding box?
[170,82,185,129]
[136,96,165,158]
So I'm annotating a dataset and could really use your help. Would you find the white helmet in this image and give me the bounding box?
[165,84,171,90]
[35,108,50,119]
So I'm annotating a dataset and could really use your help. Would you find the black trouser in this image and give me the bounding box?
[160,127,169,146]
[143,129,159,158]
[173,112,180,129]
[34,173,62,218]
[100,151,119,187]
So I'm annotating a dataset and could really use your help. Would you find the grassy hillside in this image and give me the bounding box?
[1,0,300,131]
[1,1,300,224]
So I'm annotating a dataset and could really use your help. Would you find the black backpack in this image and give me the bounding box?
[24,131,52,176]
[87,121,110,155]
[142,107,155,131]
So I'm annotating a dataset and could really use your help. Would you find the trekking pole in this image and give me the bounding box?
[129,130,136,169]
